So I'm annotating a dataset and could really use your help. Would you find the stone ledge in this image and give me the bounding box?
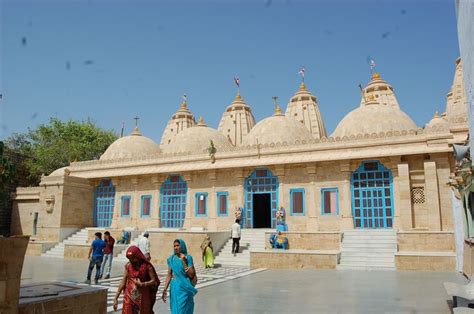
[250,250,340,269]
[19,282,107,314]
[398,231,455,234]
[395,252,456,271]
[396,251,456,257]
[251,249,340,255]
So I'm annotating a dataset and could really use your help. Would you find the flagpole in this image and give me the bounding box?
[359,83,368,104]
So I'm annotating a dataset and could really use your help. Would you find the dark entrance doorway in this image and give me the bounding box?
[253,193,271,228]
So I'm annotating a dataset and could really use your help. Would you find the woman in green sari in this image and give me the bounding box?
[200,236,214,268]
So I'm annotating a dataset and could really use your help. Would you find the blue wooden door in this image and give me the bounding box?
[244,169,279,228]
[351,161,393,229]
[160,175,187,228]
[94,180,115,227]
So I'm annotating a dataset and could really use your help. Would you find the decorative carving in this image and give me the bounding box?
[45,195,55,213]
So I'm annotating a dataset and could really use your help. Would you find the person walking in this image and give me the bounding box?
[86,232,106,285]
[162,239,197,314]
[231,219,241,256]
[138,231,151,261]
[113,246,160,313]
[200,236,214,268]
[100,231,115,279]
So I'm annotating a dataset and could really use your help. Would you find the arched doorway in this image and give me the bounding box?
[244,169,278,228]
[351,161,394,229]
[160,175,187,228]
[94,180,115,227]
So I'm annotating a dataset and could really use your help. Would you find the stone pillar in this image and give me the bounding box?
[424,160,442,231]
[397,163,413,230]
[130,177,139,228]
[208,171,217,231]
[151,175,163,228]
[431,154,453,231]
[235,169,246,209]
[340,162,353,230]
[306,164,317,230]
[183,173,193,229]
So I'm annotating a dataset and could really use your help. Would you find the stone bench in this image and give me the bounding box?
[250,249,340,269]
[454,308,474,313]
[19,282,107,313]
[396,251,456,271]
[444,281,474,308]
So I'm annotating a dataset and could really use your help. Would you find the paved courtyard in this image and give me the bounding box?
[21,256,467,313]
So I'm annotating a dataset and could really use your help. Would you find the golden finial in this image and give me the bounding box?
[275,105,282,115]
[299,82,307,90]
[197,116,207,126]
[371,72,381,80]
[180,93,187,109]
[235,91,241,100]
[433,111,439,118]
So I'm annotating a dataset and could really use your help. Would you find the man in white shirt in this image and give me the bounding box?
[231,219,241,256]
[138,231,151,261]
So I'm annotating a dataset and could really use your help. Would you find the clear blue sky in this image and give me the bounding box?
[1,0,460,143]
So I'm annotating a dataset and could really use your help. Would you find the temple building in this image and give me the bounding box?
[11,59,470,271]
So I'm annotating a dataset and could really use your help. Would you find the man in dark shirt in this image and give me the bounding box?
[85,232,106,284]
[100,231,115,279]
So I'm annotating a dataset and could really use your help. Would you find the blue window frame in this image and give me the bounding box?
[195,192,208,217]
[160,175,187,228]
[94,180,116,227]
[290,188,306,215]
[321,188,339,215]
[141,195,152,218]
[121,195,131,217]
[217,191,229,216]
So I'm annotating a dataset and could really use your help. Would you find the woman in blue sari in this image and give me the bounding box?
[162,239,198,314]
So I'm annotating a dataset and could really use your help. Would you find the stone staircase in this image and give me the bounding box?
[337,229,397,270]
[114,232,147,262]
[42,228,88,258]
[214,229,267,267]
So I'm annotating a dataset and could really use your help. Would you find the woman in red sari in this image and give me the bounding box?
[113,246,160,313]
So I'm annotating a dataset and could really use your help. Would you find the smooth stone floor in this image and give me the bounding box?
[22,256,468,313]
[152,269,467,314]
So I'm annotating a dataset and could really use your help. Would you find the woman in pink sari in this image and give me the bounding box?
[113,246,160,313]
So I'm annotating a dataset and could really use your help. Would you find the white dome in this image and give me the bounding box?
[49,166,69,177]
[162,118,232,154]
[100,128,161,160]
[425,112,450,133]
[332,72,417,138]
[332,105,417,138]
[244,108,314,146]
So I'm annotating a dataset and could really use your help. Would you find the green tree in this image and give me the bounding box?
[0,141,16,205]
[5,118,117,185]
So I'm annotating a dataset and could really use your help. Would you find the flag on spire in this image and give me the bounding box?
[370,59,376,72]
[298,66,305,78]
[234,76,240,87]
[182,93,187,102]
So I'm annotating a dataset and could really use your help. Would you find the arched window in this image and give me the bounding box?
[351,161,393,229]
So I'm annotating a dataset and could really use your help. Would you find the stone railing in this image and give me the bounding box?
[66,127,452,172]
